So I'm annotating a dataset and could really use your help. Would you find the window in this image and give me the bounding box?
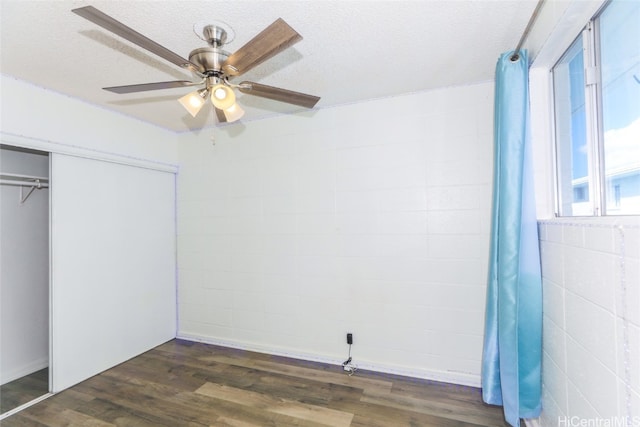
[552,0,640,216]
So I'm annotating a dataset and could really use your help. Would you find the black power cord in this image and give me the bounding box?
[342,333,357,376]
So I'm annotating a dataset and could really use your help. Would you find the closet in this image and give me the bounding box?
[0,138,177,418]
[0,145,50,415]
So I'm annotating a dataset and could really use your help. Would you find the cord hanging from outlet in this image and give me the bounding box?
[343,333,357,376]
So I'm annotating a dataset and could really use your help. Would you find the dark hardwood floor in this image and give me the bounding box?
[1,368,49,415]
[3,339,509,426]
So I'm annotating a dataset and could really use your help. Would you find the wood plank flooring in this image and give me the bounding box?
[1,368,48,414]
[2,339,510,426]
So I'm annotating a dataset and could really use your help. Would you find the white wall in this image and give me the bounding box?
[177,82,494,385]
[538,218,640,424]
[540,221,640,426]
[0,76,179,164]
[0,148,49,384]
[526,0,640,424]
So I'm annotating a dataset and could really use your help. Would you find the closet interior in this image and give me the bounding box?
[0,145,50,415]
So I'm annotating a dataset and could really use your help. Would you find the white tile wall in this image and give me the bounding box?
[539,219,640,425]
[177,83,494,384]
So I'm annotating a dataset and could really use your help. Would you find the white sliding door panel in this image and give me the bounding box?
[50,154,176,392]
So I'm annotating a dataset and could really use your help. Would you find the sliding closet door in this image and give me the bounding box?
[50,154,176,392]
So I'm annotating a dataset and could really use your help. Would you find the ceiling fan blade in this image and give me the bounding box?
[239,82,320,108]
[103,80,200,94]
[214,108,228,123]
[72,6,203,74]
[222,18,302,76]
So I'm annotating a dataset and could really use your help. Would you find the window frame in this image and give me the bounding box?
[551,0,638,217]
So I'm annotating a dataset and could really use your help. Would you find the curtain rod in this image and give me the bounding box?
[511,0,546,61]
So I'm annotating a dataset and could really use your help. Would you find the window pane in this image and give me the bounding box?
[554,38,592,216]
[599,0,640,215]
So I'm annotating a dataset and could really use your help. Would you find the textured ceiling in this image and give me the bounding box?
[0,1,538,133]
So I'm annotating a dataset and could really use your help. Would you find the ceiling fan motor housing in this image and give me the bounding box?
[188,47,230,75]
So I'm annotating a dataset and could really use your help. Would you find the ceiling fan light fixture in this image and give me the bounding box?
[210,84,236,110]
[72,7,321,126]
[179,88,209,117]
[223,103,245,123]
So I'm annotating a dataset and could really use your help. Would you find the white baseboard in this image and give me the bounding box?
[177,332,481,388]
[0,358,48,386]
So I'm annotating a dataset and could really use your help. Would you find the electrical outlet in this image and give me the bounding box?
[346,333,353,344]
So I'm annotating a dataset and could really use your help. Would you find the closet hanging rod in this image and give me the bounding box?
[0,173,49,203]
[0,173,49,191]
[0,172,49,181]
[0,179,50,188]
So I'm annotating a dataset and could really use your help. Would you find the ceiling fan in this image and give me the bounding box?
[72,6,321,123]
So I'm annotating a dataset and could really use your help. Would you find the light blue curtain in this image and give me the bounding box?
[481,50,542,427]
